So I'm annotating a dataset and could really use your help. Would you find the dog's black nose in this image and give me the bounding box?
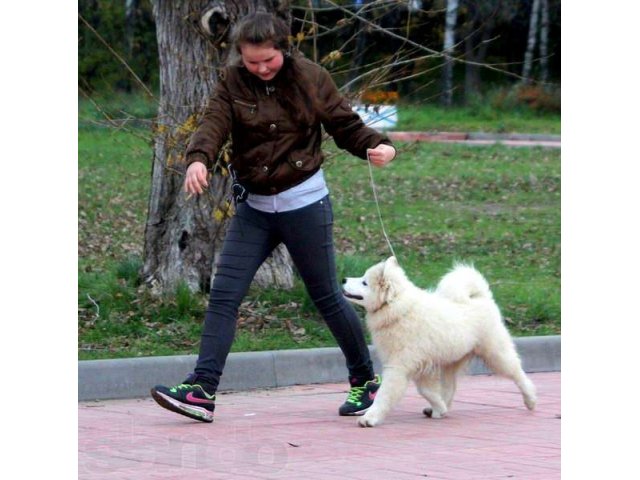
[342,278,347,284]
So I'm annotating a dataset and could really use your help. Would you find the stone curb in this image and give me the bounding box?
[387,131,560,146]
[78,335,560,401]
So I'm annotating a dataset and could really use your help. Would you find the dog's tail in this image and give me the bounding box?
[436,263,493,303]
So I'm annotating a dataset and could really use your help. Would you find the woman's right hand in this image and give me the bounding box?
[184,161,209,195]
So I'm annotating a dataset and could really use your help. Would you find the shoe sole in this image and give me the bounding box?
[150,388,214,423]
[339,406,370,416]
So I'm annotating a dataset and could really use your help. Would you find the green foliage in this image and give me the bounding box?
[79,0,158,94]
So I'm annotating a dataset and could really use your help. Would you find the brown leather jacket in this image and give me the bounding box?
[186,53,392,195]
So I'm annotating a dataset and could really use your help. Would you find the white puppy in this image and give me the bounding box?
[342,257,537,427]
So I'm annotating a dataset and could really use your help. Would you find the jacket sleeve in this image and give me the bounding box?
[317,67,393,160]
[185,70,233,169]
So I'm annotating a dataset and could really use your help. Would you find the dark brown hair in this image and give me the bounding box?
[230,12,291,56]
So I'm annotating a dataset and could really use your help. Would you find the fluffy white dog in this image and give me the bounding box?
[342,257,537,427]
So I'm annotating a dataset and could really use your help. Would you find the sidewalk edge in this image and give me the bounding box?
[78,335,560,401]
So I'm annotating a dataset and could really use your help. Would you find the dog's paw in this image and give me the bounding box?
[524,395,537,411]
[422,407,446,419]
[358,411,382,427]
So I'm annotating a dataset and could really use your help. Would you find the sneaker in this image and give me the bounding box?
[151,382,216,423]
[338,375,381,416]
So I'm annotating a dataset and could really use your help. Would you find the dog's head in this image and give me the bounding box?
[342,256,407,313]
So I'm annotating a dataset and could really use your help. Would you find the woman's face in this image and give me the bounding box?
[240,42,284,81]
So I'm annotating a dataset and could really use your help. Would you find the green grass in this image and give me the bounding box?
[78,96,560,360]
[395,103,560,134]
[79,91,158,128]
[324,142,560,332]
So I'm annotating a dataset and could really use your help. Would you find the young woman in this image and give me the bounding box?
[151,12,396,423]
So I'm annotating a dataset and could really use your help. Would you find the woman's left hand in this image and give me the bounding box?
[367,144,396,167]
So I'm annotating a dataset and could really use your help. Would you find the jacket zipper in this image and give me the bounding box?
[232,99,257,114]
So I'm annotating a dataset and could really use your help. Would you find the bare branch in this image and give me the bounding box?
[322,0,535,84]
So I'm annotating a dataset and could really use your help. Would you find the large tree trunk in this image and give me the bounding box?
[143,0,294,295]
[441,0,459,106]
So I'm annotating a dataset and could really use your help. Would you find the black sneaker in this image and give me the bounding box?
[151,381,216,423]
[338,375,381,416]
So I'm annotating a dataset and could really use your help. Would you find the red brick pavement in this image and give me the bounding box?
[79,372,560,479]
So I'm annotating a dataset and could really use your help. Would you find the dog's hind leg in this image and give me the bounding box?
[415,373,448,419]
[358,366,409,427]
[441,355,473,408]
[441,366,459,409]
[477,334,537,410]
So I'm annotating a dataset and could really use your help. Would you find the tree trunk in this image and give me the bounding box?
[539,0,550,84]
[522,0,541,83]
[125,0,138,58]
[124,0,139,92]
[144,0,294,295]
[441,0,459,106]
[463,28,491,100]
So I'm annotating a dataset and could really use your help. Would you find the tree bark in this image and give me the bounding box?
[144,0,294,295]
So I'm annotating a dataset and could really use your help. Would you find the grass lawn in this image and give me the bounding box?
[78,96,560,360]
[395,103,560,134]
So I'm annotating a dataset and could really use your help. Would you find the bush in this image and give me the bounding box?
[488,84,561,113]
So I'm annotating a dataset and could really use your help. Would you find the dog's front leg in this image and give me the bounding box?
[359,366,409,428]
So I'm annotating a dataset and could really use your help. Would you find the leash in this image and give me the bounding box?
[367,152,397,259]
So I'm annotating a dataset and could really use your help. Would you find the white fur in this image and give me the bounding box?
[342,257,537,427]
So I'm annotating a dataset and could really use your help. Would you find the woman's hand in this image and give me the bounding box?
[184,161,209,196]
[367,144,396,167]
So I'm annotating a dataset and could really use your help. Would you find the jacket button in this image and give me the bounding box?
[295,160,303,167]
[263,165,269,172]
[269,123,277,131]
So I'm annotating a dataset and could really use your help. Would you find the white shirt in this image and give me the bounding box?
[246,169,329,213]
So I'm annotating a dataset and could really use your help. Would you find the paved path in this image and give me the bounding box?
[79,372,560,479]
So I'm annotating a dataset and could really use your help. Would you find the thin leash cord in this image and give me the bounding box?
[367,153,397,259]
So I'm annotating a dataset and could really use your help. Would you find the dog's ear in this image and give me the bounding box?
[379,257,401,303]
[382,256,400,279]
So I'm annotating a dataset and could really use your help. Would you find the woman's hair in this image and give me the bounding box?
[229,12,318,126]
[230,12,291,55]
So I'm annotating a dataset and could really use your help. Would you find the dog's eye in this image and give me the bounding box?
[362,280,368,286]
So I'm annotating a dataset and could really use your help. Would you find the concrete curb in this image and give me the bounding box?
[387,131,560,147]
[79,335,560,401]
